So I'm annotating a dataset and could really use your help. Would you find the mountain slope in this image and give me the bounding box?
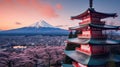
[0,21,69,36]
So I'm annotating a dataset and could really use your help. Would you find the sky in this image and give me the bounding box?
[0,0,120,30]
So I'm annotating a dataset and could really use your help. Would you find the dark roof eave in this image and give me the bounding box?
[89,24,120,30]
[71,8,117,20]
[92,11,117,18]
[64,50,108,65]
[71,8,90,20]
[69,23,120,30]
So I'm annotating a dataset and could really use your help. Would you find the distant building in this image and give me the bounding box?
[13,45,27,49]
[63,0,120,67]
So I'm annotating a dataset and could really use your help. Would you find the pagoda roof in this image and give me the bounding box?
[64,50,120,65]
[71,8,117,20]
[67,38,120,45]
[69,23,120,30]
[64,50,108,65]
[69,23,89,30]
[67,38,89,44]
[89,23,120,29]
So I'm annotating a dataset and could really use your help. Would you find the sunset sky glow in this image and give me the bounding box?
[0,0,120,30]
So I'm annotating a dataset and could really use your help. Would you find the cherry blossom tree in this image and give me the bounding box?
[0,46,65,67]
[0,51,13,67]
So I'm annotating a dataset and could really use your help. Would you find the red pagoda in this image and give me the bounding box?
[63,0,120,67]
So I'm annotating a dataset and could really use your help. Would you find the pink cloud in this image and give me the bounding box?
[56,3,63,10]
[19,0,59,18]
[0,0,58,18]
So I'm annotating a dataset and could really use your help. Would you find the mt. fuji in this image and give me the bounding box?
[0,20,69,36]
[30,20,54,28]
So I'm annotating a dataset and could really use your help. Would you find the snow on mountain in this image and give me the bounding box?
[30,20,54,28]
[0,20,69,36]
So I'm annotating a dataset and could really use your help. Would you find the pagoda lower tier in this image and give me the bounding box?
[63,37,120,67]
[64,50,120,67]
[66,38,120,55]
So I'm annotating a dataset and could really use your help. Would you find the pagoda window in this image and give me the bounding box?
[76,44,92,55]
[84,30,91,36]
[81,44,91,52]
[83,30,91,35]
[82,16,91,24]
[78,30,91,38]
[76,44,91,55]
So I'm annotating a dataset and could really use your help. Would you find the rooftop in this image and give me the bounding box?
[64,50,120,65]
[69,23,120,30]
[67,38,120,45]
[71,8,117,20]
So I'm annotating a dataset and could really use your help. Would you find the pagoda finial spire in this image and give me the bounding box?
[89,0,93,8]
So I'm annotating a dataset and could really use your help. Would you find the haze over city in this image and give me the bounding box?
[0,0,120,30]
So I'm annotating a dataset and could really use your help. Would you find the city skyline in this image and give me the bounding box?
[0,0,120,30]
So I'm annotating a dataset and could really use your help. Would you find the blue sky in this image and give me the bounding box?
[0,0,120,30]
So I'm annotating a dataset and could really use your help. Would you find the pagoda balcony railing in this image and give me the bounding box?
[72,62,80,67]
[79,21,90,25]
[76,47,91,55]
[72,62,88,67]
[76,47,108,55]
[80,21,105,25]
[78,34,91,38]
[78,34,107,39]
[78,62,87,67]
[91,34,107,39]
[92,48,107,55]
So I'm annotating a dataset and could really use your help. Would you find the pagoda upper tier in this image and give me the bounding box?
[71,8,117,20]
[69,23,120,30]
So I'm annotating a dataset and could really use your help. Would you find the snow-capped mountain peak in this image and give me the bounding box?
[30,20,53,28]
[30,22,41,28]
[40,20,53,27]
